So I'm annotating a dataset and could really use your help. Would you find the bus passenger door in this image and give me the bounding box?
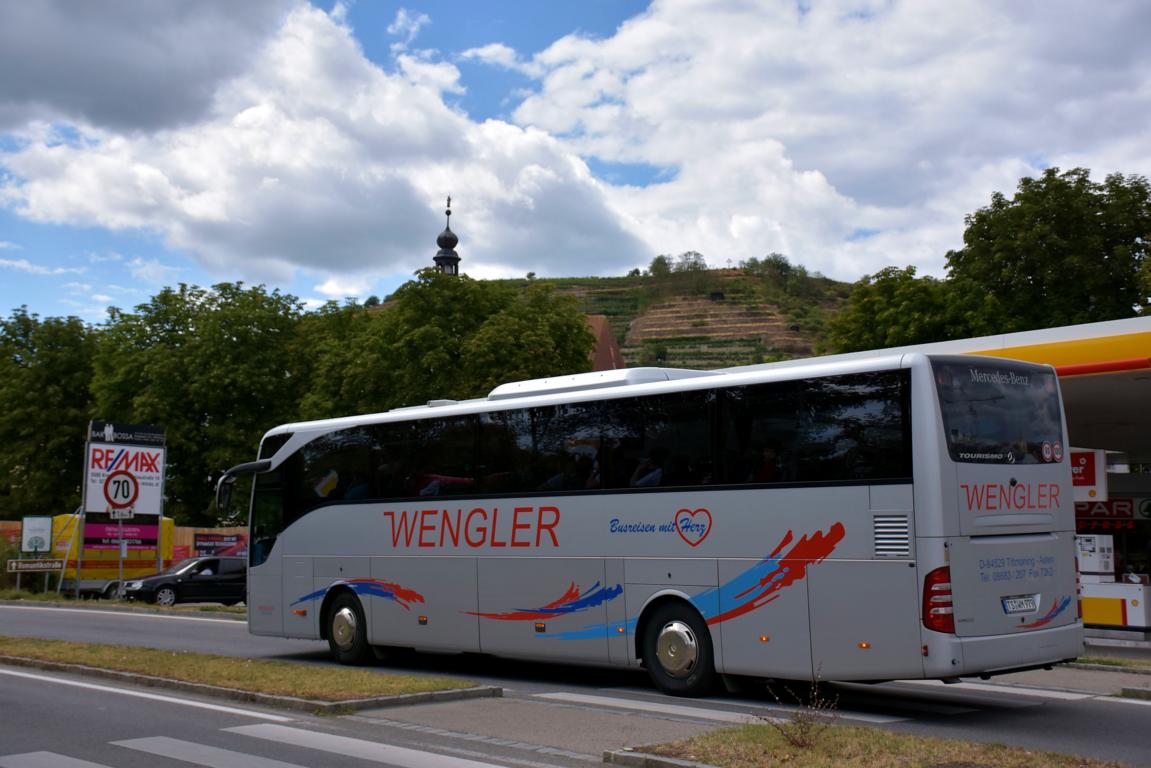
[283,556,316,639]
[477,558,610,662]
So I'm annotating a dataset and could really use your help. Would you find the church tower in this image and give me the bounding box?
[432,196,460,276]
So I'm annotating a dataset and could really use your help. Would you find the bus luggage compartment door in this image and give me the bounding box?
[808,560,922,681]
[947,532,1077,638]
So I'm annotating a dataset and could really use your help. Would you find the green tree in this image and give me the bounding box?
[824,267,960,353]
[461,282,595,394]
[377,270,516,408]
[298,271,596,413]
[648,254,672,277]
[92,284,303,524]
[946,167,1151,334]
[295,299,392,420]
[0,309,95,519]
[673,251,708,273]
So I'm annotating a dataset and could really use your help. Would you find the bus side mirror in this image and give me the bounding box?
[215,459,273,517]
[216,475,235,516]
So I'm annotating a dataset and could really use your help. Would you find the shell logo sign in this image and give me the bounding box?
[1070,448,1107,503]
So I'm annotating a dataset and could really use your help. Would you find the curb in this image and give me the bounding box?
[1120,687,1151,700]
[0,656,501,714]
[0,599,247,621]
[603,749,717,768]
[1064,662,1151,676]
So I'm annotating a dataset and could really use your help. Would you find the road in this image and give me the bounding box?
[2,604,1151,767]
[0,665,549,767]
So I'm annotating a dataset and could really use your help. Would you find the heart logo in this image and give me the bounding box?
[675,508,712,547]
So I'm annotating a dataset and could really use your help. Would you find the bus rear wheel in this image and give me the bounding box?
[642,603,716,697]
[327,593,372,665]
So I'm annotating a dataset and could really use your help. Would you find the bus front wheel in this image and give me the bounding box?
[327,593,372,665]
[642,603,716,697]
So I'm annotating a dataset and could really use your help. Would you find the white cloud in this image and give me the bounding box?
[0,4,648,291]
[396,54,465,95]
[0,241,19,250]
[314,275,371,298]
[0,257,84,276]
[460,43,541,78]
[387,8,431,46]
[509,0,1151,279]
[127,257,182,285]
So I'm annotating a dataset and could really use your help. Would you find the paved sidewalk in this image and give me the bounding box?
[991,637,1151,697]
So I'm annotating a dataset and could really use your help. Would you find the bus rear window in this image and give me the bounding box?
[933,360,1064,465]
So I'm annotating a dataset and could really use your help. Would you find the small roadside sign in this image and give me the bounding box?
[21,516,53,554]
[108,508,134,520]
[7,559,65,573]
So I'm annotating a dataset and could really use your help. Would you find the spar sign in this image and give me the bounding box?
[83,422,166,516]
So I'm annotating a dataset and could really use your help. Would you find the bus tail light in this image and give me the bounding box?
[923,566,955,634]
[1075,556,1082,619]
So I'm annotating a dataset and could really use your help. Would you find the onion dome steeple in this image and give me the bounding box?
[433,196,460,276]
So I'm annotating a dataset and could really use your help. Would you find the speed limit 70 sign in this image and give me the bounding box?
[84,443,165,515]
[104,469,139,509]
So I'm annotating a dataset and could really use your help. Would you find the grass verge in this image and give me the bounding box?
[0,636,473,701]
[644,723,1129,768]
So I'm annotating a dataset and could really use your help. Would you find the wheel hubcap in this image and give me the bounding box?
[157,589,174,606]
[656,620,698,678]
[331,607,358,651]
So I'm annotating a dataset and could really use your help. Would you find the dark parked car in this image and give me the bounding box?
[123,555,246,606]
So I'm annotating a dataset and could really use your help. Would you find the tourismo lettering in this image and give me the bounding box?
[383,505,560,549]
[962,482,1061,512]
[968,368,1030,387]
[89,448,161,473]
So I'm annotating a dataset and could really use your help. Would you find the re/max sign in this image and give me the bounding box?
[88,447,162,473]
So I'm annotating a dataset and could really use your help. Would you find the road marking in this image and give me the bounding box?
[114,737,305,768]
[228,724,506,767]
[352,717,599,764]
[897,679,1094,701]
[0,668,294,722]
[1100,696,1151,708]
[0,753,114,768]
[0,605,243,625]
[533,691,905,724]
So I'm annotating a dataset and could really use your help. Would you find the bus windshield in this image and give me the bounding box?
[933,359,1064,464]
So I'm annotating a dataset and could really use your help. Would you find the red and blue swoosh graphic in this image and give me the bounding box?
[466,581,623,620]
[292,578,425,611]
[1018,595,1072,629]
[510,523,845,640]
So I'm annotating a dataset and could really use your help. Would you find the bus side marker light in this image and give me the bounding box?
[418,615,428,626]
[291,609,307,617]
[535,623,546,633]
[858,642,871,650]
[617,627,626,634]
[759,636,770,643]
[922,645,929,657]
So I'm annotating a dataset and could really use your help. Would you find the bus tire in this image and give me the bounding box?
[327,593,372,665]
[642,603,716,697]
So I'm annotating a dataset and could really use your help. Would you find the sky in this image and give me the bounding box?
[1,0,1149,323]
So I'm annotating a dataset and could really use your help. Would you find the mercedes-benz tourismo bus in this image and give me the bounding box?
[219,354,1082,695]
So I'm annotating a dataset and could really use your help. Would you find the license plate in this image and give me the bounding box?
[1002,595,1038,614]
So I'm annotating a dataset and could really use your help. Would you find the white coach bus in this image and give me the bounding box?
[219,353,1083,695]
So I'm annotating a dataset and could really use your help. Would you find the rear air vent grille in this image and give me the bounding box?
[874,514,911,558]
